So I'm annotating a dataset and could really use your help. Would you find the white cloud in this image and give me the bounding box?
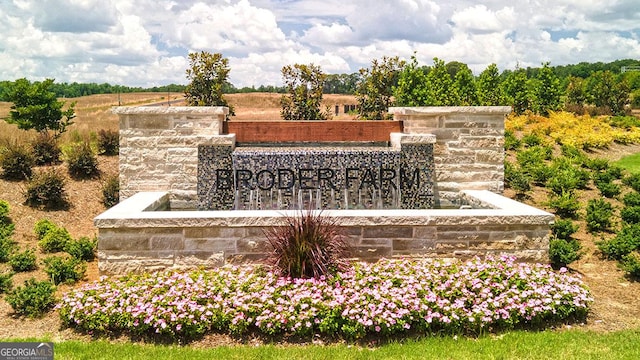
[0,0,639,88]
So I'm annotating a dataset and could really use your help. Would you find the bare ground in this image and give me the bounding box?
[1,94,640,343]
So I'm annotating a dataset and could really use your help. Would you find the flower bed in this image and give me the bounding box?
[58,256,592,341]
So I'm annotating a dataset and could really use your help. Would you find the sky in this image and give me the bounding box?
[1,0,639,88]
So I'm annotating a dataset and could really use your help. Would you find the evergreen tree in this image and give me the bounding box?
[185,51,234,114]
[280,63,329,120]
[394,55,429,106]
[426,58,457,105]
[356,56,405,119]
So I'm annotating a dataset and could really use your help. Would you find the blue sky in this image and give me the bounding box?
[1,0,639,88]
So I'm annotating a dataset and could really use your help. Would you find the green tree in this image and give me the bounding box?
[586,70,630,115]
[501,66,530,114]
[477,64,504,106]
[184,51,234,114]
[534,62,562,115]
[426,57,457,105]
[4,78,75,139]
[394,55,429,106]
[280,63,329,120]
[453,65,478,106]
[356,56,405,120]
[565,76,587,108]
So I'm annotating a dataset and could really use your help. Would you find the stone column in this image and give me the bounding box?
[389,106,511,207]
[115,106,230,209]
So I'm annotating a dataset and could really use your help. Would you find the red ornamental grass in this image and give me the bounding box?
[264,210,352,279]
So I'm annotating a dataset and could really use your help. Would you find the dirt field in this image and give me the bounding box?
[0,93,639,342]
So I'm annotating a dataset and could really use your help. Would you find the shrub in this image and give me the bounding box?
[5,278,56,318]
[9,248,37,272]
[504,162,530,197]
[621,206,640,224]
[596,181,621,198]
[0,271,13,294]
[24,169,68,210]
[551,219,579,241]
[597,224,640,260]
[38,226,72,253]
[65,236,97,261]
[583,158,610,172]
[606,165,624,180]
[547,168,589,195]
[0,200,9,224]
[34,218,58,240]
[522,133,543,147]
[547,191,581,219]
[623,192,640,207]
[623,173,640,192]
[585,199,614,233]
[0,141,34,180]
[516,146,552,169]
[0,235,17,263]
[98,129,119,156]
[66,141,99,179]
[560,144,586,163]
[264,210,351,279]
[504,130,521,150]
[43,256,86,285]
[31,132,62,165]
[549,238,582,269]
[101,174,119,208]
[620,252,640,279]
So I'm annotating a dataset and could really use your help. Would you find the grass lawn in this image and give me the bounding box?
[8,329,640,360]
[615,152,640,174]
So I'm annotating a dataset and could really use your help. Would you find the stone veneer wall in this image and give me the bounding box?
[117,106,510,209]
[96,190,553,274]
[390,106,510,206]
[115,107,229,209]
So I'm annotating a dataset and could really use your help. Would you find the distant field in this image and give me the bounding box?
[0,92,359,144]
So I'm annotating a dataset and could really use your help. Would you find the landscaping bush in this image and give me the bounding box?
[504,130,521,151]
[64,236,97,261]
[585,199,614,233]
[516,146,552,169]
[101,174,119,208]
[549,238,582,269]
[522,133,543,147]
[24,169,68,210]
[547,191,581,219]
[620,252,640,279]
[0,200,9,224]
[66,141,99,179]
[264,210,351,279]
[547,160,590,195]
[560,144,586,163]
[504,162,531,198]
[595,180,621,198]
[622,191,640,207]
[9,248,37,272]
[597,224,640,260]
[620,206,640,224]
[0,271,13,294]
[58,257,593,341]
[6,278,56,318]
[0,141,34,180]
[34,218,58,240]
[38,227,72,253]
[43,256,86,285]
[551,219,579,241]
[623,173,640,192]
[0,236,16,263]
[98,129,119,156]
[583,158,609,172]
[31,133,61,165]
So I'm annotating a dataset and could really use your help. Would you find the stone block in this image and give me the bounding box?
[362,226,413,238]
[175,251,225,268]
[184,239,237,252]
[392,239,435,251]
[184,227,246,239]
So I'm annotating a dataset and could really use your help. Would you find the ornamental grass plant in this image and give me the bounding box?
[264,210,351,279]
